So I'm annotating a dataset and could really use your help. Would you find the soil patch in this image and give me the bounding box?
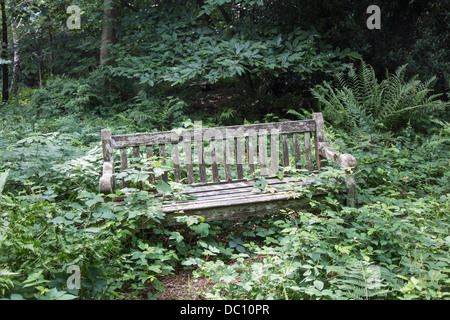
[157,270,216,300]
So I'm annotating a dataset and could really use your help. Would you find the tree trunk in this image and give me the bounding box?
[1,1,9,103]
[100,0,117,65]
[48,28,53,77]
[9,15,20,95]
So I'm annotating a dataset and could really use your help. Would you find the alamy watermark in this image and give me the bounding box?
[67,5,81,30]
[367,5,381,29]
[66,5,381,30]
[169,121,281,176]
[66,265,81,290]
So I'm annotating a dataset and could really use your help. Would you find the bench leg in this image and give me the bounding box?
[345,173,357,207]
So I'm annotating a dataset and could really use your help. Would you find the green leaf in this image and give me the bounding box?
[156,180,172,194]
[148,265,162,273]
[50,216,69,225]
[314,280,324,291]
[102,210,116,220]
[169,232,184,243]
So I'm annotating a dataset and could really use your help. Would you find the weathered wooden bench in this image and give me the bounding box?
[99,113,357,225]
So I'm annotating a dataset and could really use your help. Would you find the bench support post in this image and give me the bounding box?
[99,129,115,194]
[314,113,357,207]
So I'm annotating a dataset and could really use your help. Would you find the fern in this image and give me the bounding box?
[127,91,187,130]
[311,61,449,136]
[331,258,389,300]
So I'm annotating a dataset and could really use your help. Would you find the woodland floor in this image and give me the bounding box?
[157,270,216,300]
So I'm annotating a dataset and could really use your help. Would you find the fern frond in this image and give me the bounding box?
[331,259,389,300]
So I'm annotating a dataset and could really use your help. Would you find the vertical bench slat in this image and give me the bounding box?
[146,145,156,184]
[172,144,181,182]
[281,134,289,169]
[259,133,268,176]
[146,146,153,157]
[314,133,321,171]
[247,136,255,176]
[270,133,279,176]
[304,132,313,171]
[197,141,207,183]
[132,146,142,188]
[159,144,168,182]
[184,137,194,184]
[210,138,219,183]
[293,133,301,169]
[120,149,129,187]
[133,146,140,158]
[235,137,244,179]
[313,113,326,171]
[224,139,232,181]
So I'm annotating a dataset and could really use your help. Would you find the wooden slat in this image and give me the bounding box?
[224,139,232,181]
[247,136,255,175]
[159,144,168,182]
[293,133,301,169]
[120,149,129,187]
[314,132,321,171]
[270,133,279,176]
[186,181,308,201]
[235,137,244,179]
[172,144,181,182]
[281,134,289,169]
[133,146,140,158]
[304,132,313,171]
[112,120,316,148]
[197,141,207,183]
[159,195,321,226]
[313,113,326,171]
[183,176,308,194]
[210,138,219,183]
[162,191,304,212]
[146,145,155,184]
[184,138,194,184]
[259,133,268,176]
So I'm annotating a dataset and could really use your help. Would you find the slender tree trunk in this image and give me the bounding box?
[48,28,53,77]
[100,0,117,65]
[1,1,9,103]
[9,15,20,95]
[38,62,42,87]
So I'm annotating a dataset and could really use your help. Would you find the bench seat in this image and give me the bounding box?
[160,176,325,225]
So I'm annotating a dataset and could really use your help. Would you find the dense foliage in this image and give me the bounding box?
[0,0,448,300]
[0,104,449,300]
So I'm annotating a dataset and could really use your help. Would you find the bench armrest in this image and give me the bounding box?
[318,141,357,169]
[99,161,114,194]
[318,141,357,207]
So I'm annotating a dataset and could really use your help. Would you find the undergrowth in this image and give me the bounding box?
[0,77,448,300]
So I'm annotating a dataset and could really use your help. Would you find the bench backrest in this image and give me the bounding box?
[101,113,327,187]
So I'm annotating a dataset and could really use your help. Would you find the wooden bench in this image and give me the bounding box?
[99,113,357,225]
